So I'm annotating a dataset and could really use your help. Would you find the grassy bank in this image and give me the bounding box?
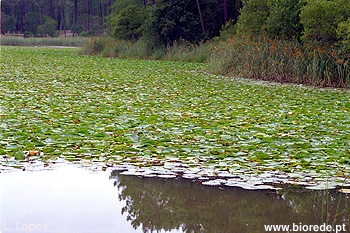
[80,37,210,63]
[81,35,350,88]
[0,36,87,47]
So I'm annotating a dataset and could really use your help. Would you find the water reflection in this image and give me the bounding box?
[110,171,350,233]
[1,166,349,233]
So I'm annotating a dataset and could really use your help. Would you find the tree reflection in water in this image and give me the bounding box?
[110,171,350,233]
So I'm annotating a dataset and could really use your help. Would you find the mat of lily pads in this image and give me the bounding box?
[1,46,350,191]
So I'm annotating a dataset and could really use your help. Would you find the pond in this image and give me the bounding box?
[1,164,349,233]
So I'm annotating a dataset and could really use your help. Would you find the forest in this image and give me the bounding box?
[1,0,349,45]
[0,0,242,39]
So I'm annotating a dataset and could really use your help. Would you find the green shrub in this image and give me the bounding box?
[104,0,141,33]
[142,0,207,45]
[24,12,40,35]
[37,16,58,37]
[337,18,350,54]
[300,0,350,43]
[266,0,305,40]
[72,24,84,36]
[219,19,237,39]
[1,12,16,33]
[235,0,271,35]
[111,5,147,41]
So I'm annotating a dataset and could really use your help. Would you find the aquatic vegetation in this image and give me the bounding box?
[0,46,349,190]
[0,36,87,47]
[209,34,350,88]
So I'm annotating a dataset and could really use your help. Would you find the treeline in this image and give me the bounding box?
[228,0,350,51]
[104,0,350,51]
[1,0,243,40]
[2,0,349,50]
[1,0,115,36]
[105,0,243,45]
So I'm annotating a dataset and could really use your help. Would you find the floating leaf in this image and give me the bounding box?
[14,151,25,160]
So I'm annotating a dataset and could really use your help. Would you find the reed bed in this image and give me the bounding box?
[80,37,210,63]
[0,36,87,47]
[209,34,350,88]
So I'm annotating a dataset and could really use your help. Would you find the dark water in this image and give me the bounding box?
[1,165,349,233]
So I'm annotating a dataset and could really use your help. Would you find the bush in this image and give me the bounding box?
[24,12,40,35]
[142,0,207,45]
[235,0,271,35]
[219,19,237,39]
[80,30,97,37]
[72,24,84,36]
[300,0,350,43]
[37,16,58,37]
[337,18,350,54]
[111,5,146,41]
[1,13,16,34]
[266,0,305,40]
[24,31,34,38]
[104,0,141,32]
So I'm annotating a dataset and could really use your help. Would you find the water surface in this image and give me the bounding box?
[1,165,349,233]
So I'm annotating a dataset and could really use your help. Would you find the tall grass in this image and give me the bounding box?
[0,36,87,47]
[80,37,210,63]
[209,34,350,88]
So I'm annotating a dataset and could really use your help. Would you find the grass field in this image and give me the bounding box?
[1,46,349,190]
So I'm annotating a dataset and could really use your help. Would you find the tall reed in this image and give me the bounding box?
[0,36,86,47]
[209,34,350,88]
[80,37,210,63]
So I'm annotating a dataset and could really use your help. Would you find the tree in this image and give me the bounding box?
[1,12,16,34]
[196,0,206,35]
[35,0,45,25]
[105,0,140,33]
[266,0,305,40]
[235,0,271,35]
[219,18,237,39]
[337,18,350,53]
[111,5,146,41]
[142,0,209,45]
[37,15,58,36]
[72,24,84,36]
[223,0,228,24]
[24,12,41,35]
[300,0,350,43]
[60,0,67,35]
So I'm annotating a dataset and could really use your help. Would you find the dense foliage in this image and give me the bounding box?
[1,0,242,40]
[1,0,114,36]
[234,0,350,48]
[111,5,146,41]
[2,0,349,52]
